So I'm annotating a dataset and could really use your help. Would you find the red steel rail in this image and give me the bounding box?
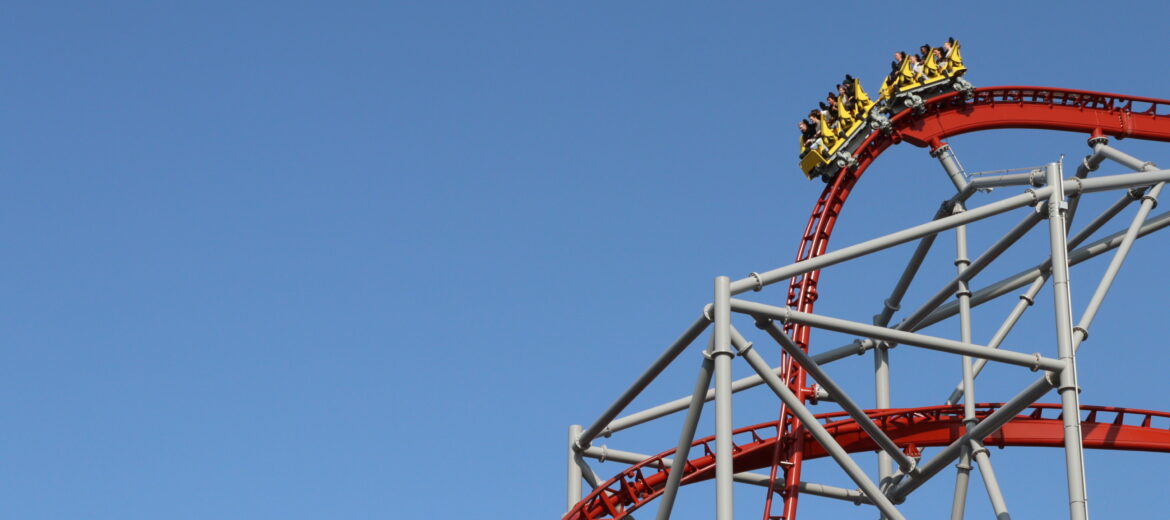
[769,85,1170,519]
[565,87,1170,520]
[564,404,1170,519]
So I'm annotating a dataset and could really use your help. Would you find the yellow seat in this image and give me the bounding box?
[853,80,875,115]
[800,148,827,178]
[944,42,966,77]
[878,76,895,101]
[922,50,945,83]
[895,58,921,92]
[835,103,855,138]
[817,116,838,151]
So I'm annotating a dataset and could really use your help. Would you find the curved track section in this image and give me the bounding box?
[771,86,1170,517]
[565,86,1170,520]
[565,404,1170,520]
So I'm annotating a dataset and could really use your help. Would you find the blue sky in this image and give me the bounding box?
[5,2,1170,519]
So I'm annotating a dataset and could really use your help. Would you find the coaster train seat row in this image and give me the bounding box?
[798,38,970,181]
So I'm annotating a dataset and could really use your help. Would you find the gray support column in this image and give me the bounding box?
[971,442,1011,519]
[866,205,952,494]
[656,348,716,520]
[943,189,1142,404]
[1045,162,1090,520]
[950,215,975,520]
[944,274,1044,405]
[746,323,916,471]
[713,277,734,520]
[727,330,906,520]
[567,424,583,510]
[934,142,969,193]
[577,314,711,450]
[875,342,893,487]
[950,448,972,520]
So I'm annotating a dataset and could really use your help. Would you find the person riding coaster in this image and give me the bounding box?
[795,38,972,181]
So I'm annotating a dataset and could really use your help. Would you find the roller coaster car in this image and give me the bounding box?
[800,75,975,182]
[884,74,974,115]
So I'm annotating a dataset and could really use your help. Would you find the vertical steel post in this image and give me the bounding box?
[1046,162,1090,520]
[934,142,970,512]
[713,276,735,520]
[567,424,583,511]
[950,213,975,520]
[875,343,892,488]
[944,188,1143,404]
[656,345,716,520]
[950,448,972,520]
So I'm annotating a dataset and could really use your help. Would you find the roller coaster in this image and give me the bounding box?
[564,44,1170,520]
[801,39,970,181]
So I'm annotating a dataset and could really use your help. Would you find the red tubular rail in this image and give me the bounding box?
[564,87,1170,520]
[563,404,1170,520]
[771,85,1170,519]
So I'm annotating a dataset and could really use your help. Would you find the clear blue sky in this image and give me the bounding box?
[5,2,1170,519]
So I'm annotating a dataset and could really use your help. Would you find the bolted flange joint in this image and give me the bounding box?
[705,348,736,360]
[1030,353,1043,372]
[1141,193,1160,209]
[1044,370,1061,388]
[1073,326,1089,341]
[970,442,990,458]
[748,271,764,292]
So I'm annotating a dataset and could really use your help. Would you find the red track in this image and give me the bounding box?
[565,87,1170,520]
[565,404,1170,519]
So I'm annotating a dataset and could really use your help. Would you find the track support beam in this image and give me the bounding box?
[1045,162,1090,520]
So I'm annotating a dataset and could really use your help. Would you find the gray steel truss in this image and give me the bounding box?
[564,138,1169,520]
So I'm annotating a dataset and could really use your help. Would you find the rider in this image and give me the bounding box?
[942,37,966,76]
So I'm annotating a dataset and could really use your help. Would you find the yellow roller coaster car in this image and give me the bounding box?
[797,40,971,181]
